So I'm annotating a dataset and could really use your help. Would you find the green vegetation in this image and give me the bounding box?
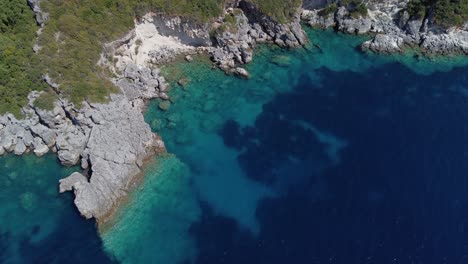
[1,0,224,115]
[0,0,46,116]
[406,0,427,19]
[405,0,468,28]
[433,0,468,28]
[36,0,223,106]
[337,0,368,18]
[250,0,302,23]
[351,2,368,18]
[319,3,338,17]
[33,89,57,111]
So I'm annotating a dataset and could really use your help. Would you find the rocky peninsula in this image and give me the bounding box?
[0,0,466,223]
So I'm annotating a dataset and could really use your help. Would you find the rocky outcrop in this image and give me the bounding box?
[27,0,48,26]
[209,1,308,74]
[302,0,468,55]
[239,1,307,47]
[0,64,167,221]
[59,93,164,220]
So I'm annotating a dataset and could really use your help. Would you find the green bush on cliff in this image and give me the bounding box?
[250,0,303,23]
[406,0,427,19]
[405,0,468,28]
[433,0,468,28]
[338,0,368,18]
[319,3,338,17]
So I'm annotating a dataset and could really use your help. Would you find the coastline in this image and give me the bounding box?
[96,150,165,232]
[0,0,467,227]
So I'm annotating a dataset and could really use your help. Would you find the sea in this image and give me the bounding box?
[1,28,468,264]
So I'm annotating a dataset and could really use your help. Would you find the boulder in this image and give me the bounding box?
[33,142,49,157]
[234,67,250,79]
[185,55,194,62]
[158,101,172,111]
[14,141,27,155]
[58,150,81,166]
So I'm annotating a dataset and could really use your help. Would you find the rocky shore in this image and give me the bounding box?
[1,0,466,223]
[301,0,467,55]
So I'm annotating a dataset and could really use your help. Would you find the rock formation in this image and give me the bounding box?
[302,0,468,55]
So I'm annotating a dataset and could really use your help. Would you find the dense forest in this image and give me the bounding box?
[0,0,45,116]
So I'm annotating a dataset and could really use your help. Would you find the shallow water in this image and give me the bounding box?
[1,28,468,263]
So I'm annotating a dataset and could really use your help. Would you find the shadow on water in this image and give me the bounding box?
[192,63,468,264]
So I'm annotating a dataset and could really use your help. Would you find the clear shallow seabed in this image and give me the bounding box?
[2,28,468,263]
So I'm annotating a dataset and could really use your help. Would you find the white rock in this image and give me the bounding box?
[14,141,27,155]
[33,143,49,157]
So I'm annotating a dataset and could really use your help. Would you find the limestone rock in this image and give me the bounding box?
[185,55,194,62]
[362,34,405,53]
[234,67,250,79]
[302,0,468,55]
[14,141,27,156]
[59,172,88,193]
[33,140,49,157]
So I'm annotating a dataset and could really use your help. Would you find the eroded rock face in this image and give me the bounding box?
[0,63,167,221]
[209,2,307,75]
[302,0,468,55]
[239,1,307,47]
[59,94,164,220]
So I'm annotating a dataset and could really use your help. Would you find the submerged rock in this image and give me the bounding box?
[185,55,194,62]
[158,101,172,111]
[234,67,250,79]
[19,192,37,211]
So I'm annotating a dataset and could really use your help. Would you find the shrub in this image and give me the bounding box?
[250,0,303,23]
[319,3,338,17]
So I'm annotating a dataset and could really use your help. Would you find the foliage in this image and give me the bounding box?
[433,0,468,28]
[250,0,303,23]
[1,0,224,114]
[0,0,46,116]
[351,2,368,18]
[406,0,427,19]
[33,89,57,111]
[319,3,338,17]
[338,0,368,18]
[405,0,468,27]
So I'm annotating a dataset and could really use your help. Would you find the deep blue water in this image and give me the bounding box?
[2,28,468,264]
[189,64,468,264]
[0,155,115,263]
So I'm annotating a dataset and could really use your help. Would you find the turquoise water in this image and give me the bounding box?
[111,28,468,262]
[1,28,468,263]
[0,154,114,263]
